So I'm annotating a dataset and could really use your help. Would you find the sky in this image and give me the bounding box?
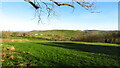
[2,0,119,2]
[0,2,118,31]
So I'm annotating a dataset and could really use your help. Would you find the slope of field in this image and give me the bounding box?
[29,30,105,37]
[2,40,120,66]
[28,30,84,39]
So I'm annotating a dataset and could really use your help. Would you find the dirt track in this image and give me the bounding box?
[0,39,29,42]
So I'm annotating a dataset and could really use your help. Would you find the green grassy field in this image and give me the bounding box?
[27,30,85,40]
[2,40,120,66]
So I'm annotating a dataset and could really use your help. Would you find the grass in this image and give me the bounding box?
[28,30,84,40]
[2,40,120,66]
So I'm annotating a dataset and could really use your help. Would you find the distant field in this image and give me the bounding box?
[1,39,120,66]
[20,30,119,44]
[27,30,85,40]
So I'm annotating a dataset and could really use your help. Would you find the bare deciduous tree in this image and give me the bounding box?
[24,0,96,23]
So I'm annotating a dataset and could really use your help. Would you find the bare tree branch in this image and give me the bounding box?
[24,0,40,9]
[24,0,96,23]
[50,0,75,8]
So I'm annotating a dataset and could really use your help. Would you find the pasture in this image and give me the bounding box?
[1,39,120,66]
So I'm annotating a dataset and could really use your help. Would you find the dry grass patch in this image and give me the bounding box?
[0,39,29,42]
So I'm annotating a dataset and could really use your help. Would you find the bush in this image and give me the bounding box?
[2,31,12,39]
[71,31,120,44]
[11,32,22,37]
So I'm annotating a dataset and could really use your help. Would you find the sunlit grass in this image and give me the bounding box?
[2,40,120,66]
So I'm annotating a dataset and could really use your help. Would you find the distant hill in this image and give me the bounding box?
[28,30,84,39]
[29,30,110,35]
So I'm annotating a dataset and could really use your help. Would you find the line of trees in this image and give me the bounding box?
[71,31,120,44]
[1,31,120,44]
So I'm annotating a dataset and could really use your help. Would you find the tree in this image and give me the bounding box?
[24,0,95,9]
[24,0,96,23]
[11,32,22,37]
[2,31,12,39]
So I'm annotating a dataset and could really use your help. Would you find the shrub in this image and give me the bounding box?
[2,31,12,39]
[71,31,120,44]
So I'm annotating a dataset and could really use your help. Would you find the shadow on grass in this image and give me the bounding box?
[37,42,120,57]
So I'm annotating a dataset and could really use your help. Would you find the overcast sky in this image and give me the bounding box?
[0,2,118,31]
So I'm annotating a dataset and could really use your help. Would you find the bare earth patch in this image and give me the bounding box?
[0,39,29,42]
